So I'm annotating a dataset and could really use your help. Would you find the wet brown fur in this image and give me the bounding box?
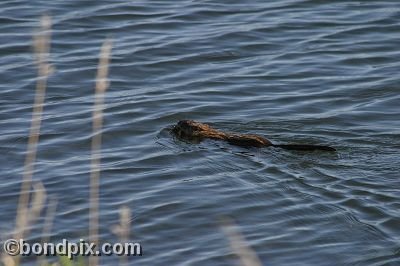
[172,120,336,152]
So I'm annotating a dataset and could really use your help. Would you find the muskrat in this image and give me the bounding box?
[172,120,336,152]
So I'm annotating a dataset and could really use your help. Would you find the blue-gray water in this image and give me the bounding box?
[1,1,400,265]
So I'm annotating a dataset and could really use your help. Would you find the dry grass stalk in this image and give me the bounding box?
[29,182,47,225]
[111,206,131,266]
[89,39,112,266]
[1,255,16,266]
[37,198,58,266]
[9,15,52,266]
[41,198,58,244]
[220,217,263,266]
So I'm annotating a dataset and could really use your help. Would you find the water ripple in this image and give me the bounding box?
[1,0,399,265]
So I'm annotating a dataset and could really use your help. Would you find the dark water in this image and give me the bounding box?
[1,1,400,265]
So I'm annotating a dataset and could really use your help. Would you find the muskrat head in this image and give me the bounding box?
[172,120,212,139]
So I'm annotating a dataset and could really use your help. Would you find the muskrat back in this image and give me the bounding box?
[172,120,335,152]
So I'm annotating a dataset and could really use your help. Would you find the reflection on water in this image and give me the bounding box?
[0,1,399,265]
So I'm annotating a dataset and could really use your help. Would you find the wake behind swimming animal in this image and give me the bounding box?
[172,120,336,152]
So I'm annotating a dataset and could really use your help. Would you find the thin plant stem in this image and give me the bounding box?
[220,217,263,266]
[89,39,112,266]
[12,15,52,265]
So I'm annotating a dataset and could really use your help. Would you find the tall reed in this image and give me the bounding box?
[112,206,132,266]
[220,217,263,266]
[9,15,52,266]
[89,39,112,266]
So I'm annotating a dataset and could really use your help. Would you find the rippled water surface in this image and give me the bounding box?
[1,1,400,265]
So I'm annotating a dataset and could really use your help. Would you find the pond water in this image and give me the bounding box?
[0,1,399,265]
